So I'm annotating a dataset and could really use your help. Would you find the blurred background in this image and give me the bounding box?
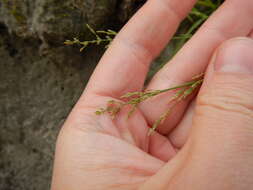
[0,0,221,189]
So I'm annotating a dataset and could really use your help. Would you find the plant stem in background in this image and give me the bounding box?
[64,24,117,51]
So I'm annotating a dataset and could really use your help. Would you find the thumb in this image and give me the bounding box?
[194,37,253,153]
[183,37,253,189]
[140,38,253,190]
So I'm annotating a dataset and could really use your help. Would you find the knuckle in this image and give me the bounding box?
[159,0,184,21]
[198,93,253,118]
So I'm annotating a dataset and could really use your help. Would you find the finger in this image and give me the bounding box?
[149,131,177,162]
[140,37,253,190]
[177,37,253,189]
[140,0,253,134]
[168,35,253,148]
[85,0,197,98]
[168,99,196,149]
[114,107,177,162]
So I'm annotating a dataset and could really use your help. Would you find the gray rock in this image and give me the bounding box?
[0,0,118,42]
[0,0,145,189]
[0,25,104,190]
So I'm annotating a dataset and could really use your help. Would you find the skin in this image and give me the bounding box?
[51,0,253,189]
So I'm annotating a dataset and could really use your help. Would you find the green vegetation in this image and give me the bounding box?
[151,0,223,74]
[173,0,223,54]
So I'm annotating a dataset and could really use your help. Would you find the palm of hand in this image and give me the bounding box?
[53,93,181,189]
[52,0,253,189]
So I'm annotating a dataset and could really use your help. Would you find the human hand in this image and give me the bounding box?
[51,0,253,189]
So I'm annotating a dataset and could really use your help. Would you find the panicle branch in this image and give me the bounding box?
[64,24,117,51]
[96,73,204,135]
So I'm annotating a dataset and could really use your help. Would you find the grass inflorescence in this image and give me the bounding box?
[96,73,204,135]
[66,0,223,134]
[64,24,117,52]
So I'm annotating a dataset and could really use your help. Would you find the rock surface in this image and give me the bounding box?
[0,0,144,189]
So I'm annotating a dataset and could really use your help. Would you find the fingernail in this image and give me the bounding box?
[214,37,253,74]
